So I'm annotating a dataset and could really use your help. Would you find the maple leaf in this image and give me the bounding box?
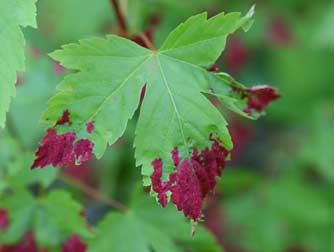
[37,6,255,171]
[0,190,91,246]
[0,0,38,128]
[0,130,58,190]
[34,6,279,218]
[87,193,223,252]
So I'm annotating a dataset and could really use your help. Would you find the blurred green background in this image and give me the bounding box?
[1,0,333,251]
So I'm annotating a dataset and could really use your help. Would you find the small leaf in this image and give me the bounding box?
[0,0,38,128]
[159,6,255,67]
[88,193,223,252]
[0,190,91,246]
[9,50,61,148]
[36,8,256,175]
[0,130,57,190]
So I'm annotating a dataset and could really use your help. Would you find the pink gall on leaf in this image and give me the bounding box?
[31,129,76,169]
[86,121,94,134]
[74,139,94,165]
[232,85,281,114]
[151,159,169,207]
[32,111,95,169]
[150,136,229,221]
[56,110,72,126]
[170,159,203,220]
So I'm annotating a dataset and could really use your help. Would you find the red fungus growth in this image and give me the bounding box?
[86,121,94,134]
[74,139,94,164]
[62,234,87,252]
[232,85,281,114]
[56,110,72,126]
[31,129,76,169]
[170,159,203,220]
[171,147,181,167]
[150,136,229,221]
[32,111,95,169]
[31,129,94,169]
[0,209,8,231]
[151,159,172,207]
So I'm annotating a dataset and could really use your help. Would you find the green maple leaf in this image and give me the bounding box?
[0,0,38,128]
[0,189,91,246]
[9,49,61,148]
[42,7,254,185]
[0,129,57,191]
[89,212,180,252]
[88,192,223,252]
[209,72,262,120]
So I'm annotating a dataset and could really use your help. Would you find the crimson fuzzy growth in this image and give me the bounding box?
[232,85,281,114]
[32,111,94,169]
[150,136,229,221]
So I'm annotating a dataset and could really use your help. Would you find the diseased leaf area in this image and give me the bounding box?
[0,0,38,128]
[151,137,229,221]
[33,6,279,220]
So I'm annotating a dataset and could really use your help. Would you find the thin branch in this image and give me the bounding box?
[110,0,128,34]
[136,32,157,51]
[60,173,129,212]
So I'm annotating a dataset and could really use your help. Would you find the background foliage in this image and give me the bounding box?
[1,0,333,251]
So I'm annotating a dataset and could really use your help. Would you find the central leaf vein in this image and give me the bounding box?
[155,55,190,156]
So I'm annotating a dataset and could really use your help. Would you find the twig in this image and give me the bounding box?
[60,173,129,212]
[136,32,157,51]
[110,0,128,34]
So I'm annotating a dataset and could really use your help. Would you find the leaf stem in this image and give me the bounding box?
[59,173,129,212]
[136,32,157,51]
[110,0,128,35]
